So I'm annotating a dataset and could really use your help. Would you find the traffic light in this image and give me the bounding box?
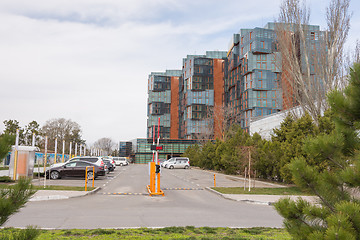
[155,164,161,173]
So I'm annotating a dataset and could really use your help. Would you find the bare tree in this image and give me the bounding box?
[207,105,235,141]
[345,40,360,75]
[93,137,115,156]
[41,118,84,152]
[276,0,351,123]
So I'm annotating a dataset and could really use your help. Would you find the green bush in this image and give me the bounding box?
[0,176,14,183]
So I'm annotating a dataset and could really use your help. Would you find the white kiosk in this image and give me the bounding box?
[9,146,39,180]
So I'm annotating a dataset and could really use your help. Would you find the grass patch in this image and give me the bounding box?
[34,164,51,168]
[0,227,291,239]
[32,185,96,191]
[213,186,312,195]
[0,184,95,191]
[0,176,14,183]
[0,166,9,170]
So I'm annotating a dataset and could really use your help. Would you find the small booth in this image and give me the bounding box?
[9,146,39,180]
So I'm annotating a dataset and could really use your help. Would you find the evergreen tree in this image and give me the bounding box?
[274,63,360,239]
[271,113,319,182]
[0,134,15,161]
[0,134,39,239]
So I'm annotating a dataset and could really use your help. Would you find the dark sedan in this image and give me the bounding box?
[48,160,105,180]
[103,159,114,172]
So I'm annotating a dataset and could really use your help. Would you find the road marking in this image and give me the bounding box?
[103,193,148,195]
[162,188,204,190]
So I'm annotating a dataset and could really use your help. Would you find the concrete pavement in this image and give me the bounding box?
[29,188,100,202]
[27,186,317,206]
[2,167,317,205]
[206,187,318,205]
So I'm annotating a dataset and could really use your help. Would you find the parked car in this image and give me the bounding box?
[158,159,166,166]
[113,157,129,166]
[103,159,114,172]
[103,157,116,169]
[48,160,105,180]
[51,156,105,169]
[165,157,190,169]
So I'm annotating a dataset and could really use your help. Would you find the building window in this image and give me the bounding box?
[311,32,315,40]
[261,41,265,49]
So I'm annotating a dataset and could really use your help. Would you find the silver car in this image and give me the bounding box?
[165,157,190,169]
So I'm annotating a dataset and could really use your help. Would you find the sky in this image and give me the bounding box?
[0,0,359,146]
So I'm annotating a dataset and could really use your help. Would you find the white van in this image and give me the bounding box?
[113,157,129,166]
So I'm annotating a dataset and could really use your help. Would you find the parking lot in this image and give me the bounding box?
[5,164,284,229]
[32,165,126,189]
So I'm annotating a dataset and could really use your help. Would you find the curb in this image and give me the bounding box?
[205,187,272,205]
[30,187,101,202]
[193,167,284,188]
[75,186,101,198]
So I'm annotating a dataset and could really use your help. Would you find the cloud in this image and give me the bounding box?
[0,0,359,145]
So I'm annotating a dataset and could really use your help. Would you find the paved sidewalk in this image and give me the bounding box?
[206,187,318,205]
[29,188,100,202]
[0,170,9,177]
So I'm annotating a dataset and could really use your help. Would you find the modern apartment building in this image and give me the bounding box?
[178,51,227,139]
[225,24,283,131]
[147,70,182,139]
[146,22,323,140]
[224,22,323,131]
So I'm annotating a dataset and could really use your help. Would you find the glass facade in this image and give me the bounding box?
[147,70,181,139]
[224,26,284,131]
[131,138,201,164]
[119,141,132,157]
[179,51,227,139]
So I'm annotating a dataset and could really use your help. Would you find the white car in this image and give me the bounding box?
[113,157,129,166]
[164,157,190,169]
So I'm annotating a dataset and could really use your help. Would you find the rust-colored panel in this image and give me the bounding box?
[281,58,295,110]
[213,59,225,140]
[17,152,28,176]
[170,76,179,139]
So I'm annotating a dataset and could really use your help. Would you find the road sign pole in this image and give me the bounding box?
[12,129,19,180]
[32,132,35,147]
[54,138,57,164]
[62,140,65,163]
[44,136,48,188]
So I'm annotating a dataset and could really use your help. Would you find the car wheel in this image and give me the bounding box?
[50,171,60,179]
[87,171,94,180]
[169,165,174,169]
[184,165,189,169]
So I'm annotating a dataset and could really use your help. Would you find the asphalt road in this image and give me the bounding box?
[4,165,284,229]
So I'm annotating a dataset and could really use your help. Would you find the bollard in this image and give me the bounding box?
[214,174,216,187]
[85,166,95,191]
